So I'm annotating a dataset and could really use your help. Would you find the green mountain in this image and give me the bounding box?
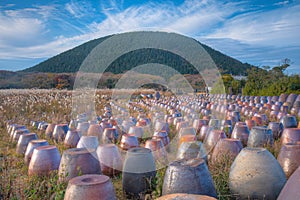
[22,34,253,75]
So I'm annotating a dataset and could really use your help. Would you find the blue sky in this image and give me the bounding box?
[0,0,299,74]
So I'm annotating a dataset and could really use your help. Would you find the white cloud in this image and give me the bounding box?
[65,0,95,18]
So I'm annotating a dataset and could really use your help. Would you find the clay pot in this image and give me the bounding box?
[16,133,38,154]
[102,128,118,144]
[96,144,123,176]
[53,124,69,142]
[176,121,189,132]
[119,134,139,151]
[229,148,286,199]
[77,136,99,150]
[247,126,273,147]
[45,123,56,138]
[155,121,170,133]
[122,147,156,198]
[12,129,30,142]
[277,166,300,200]
[211,138,243,164]
[28,145,61,176]
[162,158,217,198]
[204,129,226,154]
[128,126,144,138]
[208,119,220,129]
[24,139,49,165]
[268,122,284,140]
[156,193,217,200]
[280,115,298,128]
[64,174,116,200]
[87,124,103,140]
[221,125,233,138]
[178,127,196,139]
[245,119,256,130]
[231,125,250,146]
[193,119,208,133]
[145,138,168,166]
[281,128,300,144]
[77,122,90,136]
[64,129,82,148]
[198,125,212,142]
[176,141,207,161]
[277,143,300,178]
[59,148,101,182]
[10,125,26,138]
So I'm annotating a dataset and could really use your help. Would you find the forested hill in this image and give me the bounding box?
[22,34,253,75]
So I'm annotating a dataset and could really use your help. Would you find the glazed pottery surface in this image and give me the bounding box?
[156,193,217,200]
[162,158,217,198]
[277,166,300,200]
[77,136,99,149]
[231,125,250,146]
[24,139,49,165]
[281,128,300,144]
[28,145,61,176]
[176,141,207,161]
[119,134,139,151]
[64,130,82,148]
[268,122,283,140]
[229,147,286,199]
[16,133,38,154]
[247,126,274,147]
[204,129,226,154]
[277,143,300,178]
[64,174,116,200]
[59,148,101,182]
[280,115,298,128]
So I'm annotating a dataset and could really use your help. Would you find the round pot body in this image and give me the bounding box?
[119,134,139,151]
[198,125,212,142]
[211,138,243,164]
[102,128,118,144]
[45,123,56,138]
[281,128,300,144]
[277,166,300,200]
[16,133,38,154]
[24,139,49,165]
[128,126,144,138]
[53,124,69,142]
[64,130,82,148]
[96,144,123,176]
[247,126,274,147]
[277,143,300,178]
[77,122,90,136]
[162,158,217,198]
[268,122,284,140]
[77,136,99,150]
[204,130,226,154]
[145,138,168,166]
[178,127,196,139]
[245,119,256,130]
[28,145,61,176]
[229,148,286,199]
[87,124,103,140]
[280,115,298,128]
[64,174,116,200]
[12,129,30,142]
[122,147,156,198]
[59,148,101,182]
[231,125,250,146]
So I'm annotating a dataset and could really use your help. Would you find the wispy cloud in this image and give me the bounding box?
[65,0,96,18]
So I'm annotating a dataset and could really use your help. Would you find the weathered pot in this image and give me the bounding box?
[247,126,273,147]
[277,166,300,200]
[178,127,196,139]
[221,125,233,138]
[28,145,61,176]
[24,139,49,165]
[156,193,217,200]
[12,128,30,142]
[211,138,243,164]
[145,138,168,166]
[119,134,139,151]
[87,124,103,140]
[176,141,207,161]
[96,144,123,176]
[53,124,69,142]
[64,174,116,200]
[198,125,212,142]
[162,158,217,197]
[59,148,101,182]
[45,123,56,138]
[102,128,118,144]
[122,147,156,198]
[155,121,170,133]
[77,122,90,136]
[280,115,298,128]
[231,125,250,146]
[245,119,256,130]
[193,119,208,133]
[10,125,26,138]
[229,148,286,199]
[281,128,300,144]
[204,129,226,154]
[251,116,263,126]
[176,121,189,132]
[208,119,220,129]
[77,136,99,150]
[277,143,300,178]
[268,122,284,140]
[179,135,196,147]
[64,129,82,148]
[16,133,38,154]
[153,131,170,147]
